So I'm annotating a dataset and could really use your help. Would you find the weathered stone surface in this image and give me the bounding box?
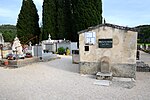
[79,24,137,78]
[100,56,111,73]
[80,62,136,78]
[111,63,136,79]
[79,62,99,74]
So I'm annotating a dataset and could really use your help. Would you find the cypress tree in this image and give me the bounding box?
[16,0,40,44]
[42,0,56,40]
[72,0,102,31]
[95,0,103,24]
[64,0,73,41]
[42,0,102,42]
[56,0,65,39]
[43,0,65,40]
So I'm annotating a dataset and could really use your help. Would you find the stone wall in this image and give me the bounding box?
[79,24,137,78]
[79,62,136,78]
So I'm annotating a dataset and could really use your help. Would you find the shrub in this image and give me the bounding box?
[144,50,150,54]
[58,47,65,55]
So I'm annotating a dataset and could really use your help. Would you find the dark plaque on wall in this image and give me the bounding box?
[98,39,113,48]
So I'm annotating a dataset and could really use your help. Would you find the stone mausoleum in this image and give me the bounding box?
[78,23,137,78]
[42,34,78,55]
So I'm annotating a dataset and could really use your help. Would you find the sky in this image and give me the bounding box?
[0,0,150,27]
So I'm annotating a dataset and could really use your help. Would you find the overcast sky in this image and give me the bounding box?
[0,0,150,27]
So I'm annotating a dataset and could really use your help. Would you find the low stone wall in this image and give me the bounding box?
[111,63,136,79]
[8,57,39,68]
[6,55,59,68]
[79,62,136,78]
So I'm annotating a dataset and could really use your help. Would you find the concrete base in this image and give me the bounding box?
[96,72,113,80]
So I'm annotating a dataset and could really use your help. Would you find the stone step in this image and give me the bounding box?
[96,72,113,80]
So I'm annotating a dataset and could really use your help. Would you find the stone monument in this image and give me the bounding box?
[12,37,23,55]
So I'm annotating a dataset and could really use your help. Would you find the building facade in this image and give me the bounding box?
[78,23,137,78]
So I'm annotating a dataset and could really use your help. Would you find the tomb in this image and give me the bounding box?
[12,36,23,55]
[42,34,78,54]
[78,23,137,79]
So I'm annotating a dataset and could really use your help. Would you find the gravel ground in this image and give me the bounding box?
[0,55,150,100]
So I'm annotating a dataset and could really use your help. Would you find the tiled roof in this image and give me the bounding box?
[78,23,137,34]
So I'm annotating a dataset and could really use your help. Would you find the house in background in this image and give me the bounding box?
[78,23,137,78]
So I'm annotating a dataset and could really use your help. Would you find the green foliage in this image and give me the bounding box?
[135,25,150,43]
[144,50,150,54]
[64,0,73,41]
[16,0,41,45]
[42,0,56,40]
[73,0,102,31]
[0,25,16,42]
[43,0,66,40]
[58,47,65,54]
[42,0,103,42]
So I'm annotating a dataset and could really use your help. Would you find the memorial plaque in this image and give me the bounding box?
[98,39,112,48]
[84,32,96,45]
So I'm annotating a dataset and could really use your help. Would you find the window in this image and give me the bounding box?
[85,46,89,51]
[84,32,96,45]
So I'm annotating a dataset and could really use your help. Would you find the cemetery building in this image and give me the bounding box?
[78,23,137,78]
[42,34,78,54]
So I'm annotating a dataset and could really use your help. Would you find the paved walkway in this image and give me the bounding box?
[140,51,150,65]
[0,55,150,100]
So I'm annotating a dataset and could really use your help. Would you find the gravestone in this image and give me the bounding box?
[12,37,23,55]
[32,45,42,57]
[101,61,110,73]
[96,57,112,80]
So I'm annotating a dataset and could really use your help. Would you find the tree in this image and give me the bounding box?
[64,0,73,40]
[56,0,65,39]
[72,0,102,32]
[42,0,103,42]
[136,25,150,43]
[69,0,103,41]
[0,25,16,42]
[43,0,65,40]
[16,0,40,44]
[42,0,56,40]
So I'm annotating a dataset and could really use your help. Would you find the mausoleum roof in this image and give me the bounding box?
[78,23,137,34]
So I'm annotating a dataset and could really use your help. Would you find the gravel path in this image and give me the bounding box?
[0,55,150,100]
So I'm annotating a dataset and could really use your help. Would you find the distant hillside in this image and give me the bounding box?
[135,25,150,43]
[0,24,149,43]
[0,25,16,42]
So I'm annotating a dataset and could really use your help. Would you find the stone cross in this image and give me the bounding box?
[48,34,51,40]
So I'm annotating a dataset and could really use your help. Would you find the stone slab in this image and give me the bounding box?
[112,77,133,82]
[93,80,112,86]
[96,72,112,76]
